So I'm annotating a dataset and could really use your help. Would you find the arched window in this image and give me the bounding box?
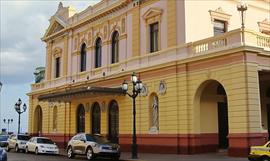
[92,102,101,134]
[149,93,159,132]
[53,106,58,131]
[95,38,102,68]
[77,104,85,133]
[108,100,119,143]
[111,31,119,64]
[217,84,226,95]
[34,105,43,135]
[80,43,87,72]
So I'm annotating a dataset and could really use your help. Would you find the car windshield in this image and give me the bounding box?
[37,138,54,144]
[86,134,109,143]
[0,136,8,141]
[18,135,30,141]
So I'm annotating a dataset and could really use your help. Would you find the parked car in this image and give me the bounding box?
[7,134,30,152]
[25,137,59,155]
[248,141,270,161]
[0,148,7,161]
[67,133,120,160]
[0,135,9,150]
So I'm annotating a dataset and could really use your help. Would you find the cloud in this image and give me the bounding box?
[0,0,99,85]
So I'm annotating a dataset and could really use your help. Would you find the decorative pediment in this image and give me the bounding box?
[209,7,231,23]
[43,16,67,39]
[258,18,270,34]
[53,47,62,58]
[143,8,163,21]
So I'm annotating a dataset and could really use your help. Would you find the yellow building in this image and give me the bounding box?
[28,0,270,157]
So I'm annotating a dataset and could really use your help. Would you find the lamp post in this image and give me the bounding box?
[3,119,13,133]
[14,98,27,134]
[122,72,143,159]
[237,0,248,43]
[237,1,248,29]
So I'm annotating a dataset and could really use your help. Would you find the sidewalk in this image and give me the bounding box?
[59,149,248,161]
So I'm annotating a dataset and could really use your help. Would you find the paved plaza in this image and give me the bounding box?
[7,150,249,161]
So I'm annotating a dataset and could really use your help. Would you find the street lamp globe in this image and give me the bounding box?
[122,80,128,92]
[23,103,27,112]
[135,79,143,91]
[14,103,19,112]
[137,80,143,91]
[237,1,248,12]
[131,72,137,83]
[17,98,22,106]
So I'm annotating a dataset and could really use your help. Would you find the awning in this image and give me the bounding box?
[38,86,125,101]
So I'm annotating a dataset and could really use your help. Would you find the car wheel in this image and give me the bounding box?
[6,146,10,152]
[262,157,270,161]
[86,147,94,160]
[15,145,20,152]
[25,147,29,153]
[67,146,74,159]
[35,148,39,155]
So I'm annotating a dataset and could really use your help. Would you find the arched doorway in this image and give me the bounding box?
[77,104,85,133]
[266,87,270,139]
[108,100,119,143]
[92,102,101,134]
[259,71,270,140]
[196,80,229,150]
[34,105,43,135]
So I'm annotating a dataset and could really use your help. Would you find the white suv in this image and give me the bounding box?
[7,134,30,152]
[67,134,120,160]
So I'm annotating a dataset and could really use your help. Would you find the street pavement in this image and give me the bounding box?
[7,150,250,161]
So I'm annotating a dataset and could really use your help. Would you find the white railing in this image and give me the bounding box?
[31,29,270,92]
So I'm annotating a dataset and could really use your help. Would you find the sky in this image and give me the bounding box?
[0,0,99,133]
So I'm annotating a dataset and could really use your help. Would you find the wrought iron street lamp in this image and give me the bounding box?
[237,1,248,29]
[122,72,143,159]
[14,98,27,134]
[3,118,13,133]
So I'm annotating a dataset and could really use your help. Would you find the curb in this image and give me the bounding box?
[59,150,145,161]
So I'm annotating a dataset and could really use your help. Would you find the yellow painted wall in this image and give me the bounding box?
[29,52,269,137]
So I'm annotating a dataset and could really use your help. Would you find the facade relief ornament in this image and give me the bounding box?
[258,18,270,34]
[158,80,167,95]
[149,94,159,134]
[143,8,163,25]
[140,84,148,97]
[209,7,232,24]
[53,47,62,58]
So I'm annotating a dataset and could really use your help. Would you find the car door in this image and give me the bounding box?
[9,135,16,148]
[72,135,81,154]
[78,135,87,154]
[29,138,36,152]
